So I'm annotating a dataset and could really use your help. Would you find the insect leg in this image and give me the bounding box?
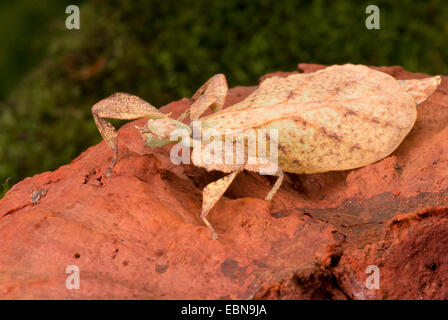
[177,74,228,122]
[243,156,284,201]
[91,92,165,176]
[265,169,284,201]
[201,169,241,239]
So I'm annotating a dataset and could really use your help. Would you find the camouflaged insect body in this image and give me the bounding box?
[92,64,441,239]
[198,65,441,173]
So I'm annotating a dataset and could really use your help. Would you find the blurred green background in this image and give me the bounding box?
[1,0,447,197]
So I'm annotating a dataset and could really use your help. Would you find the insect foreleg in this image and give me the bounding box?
[177,74,228,122]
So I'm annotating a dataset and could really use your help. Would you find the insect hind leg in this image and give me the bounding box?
[265,169,284,201]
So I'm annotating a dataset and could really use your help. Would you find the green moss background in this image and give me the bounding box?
[1,0,447,197]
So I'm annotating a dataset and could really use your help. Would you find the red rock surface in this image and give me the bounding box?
[0,64,447,299]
